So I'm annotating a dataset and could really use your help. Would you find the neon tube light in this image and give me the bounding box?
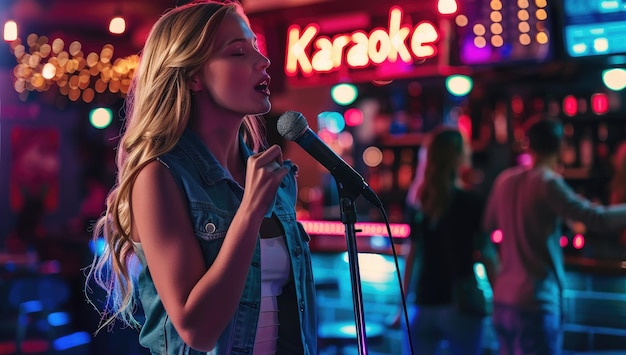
[285,6,440,76]
[299,220,410,238]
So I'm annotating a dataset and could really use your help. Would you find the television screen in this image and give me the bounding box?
[562,0,626,57]
[455,0,552,65]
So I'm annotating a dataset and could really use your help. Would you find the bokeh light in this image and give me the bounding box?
[89,107,113,129]
[446,74,473,96]
[331,83,358,106]
[318,111,346,134]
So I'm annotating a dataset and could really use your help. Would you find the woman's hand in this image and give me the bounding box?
[240,144,289,219]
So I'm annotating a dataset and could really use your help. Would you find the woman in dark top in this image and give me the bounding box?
[400,126,498,355]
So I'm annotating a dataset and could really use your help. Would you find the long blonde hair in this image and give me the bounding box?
[85,0,266,331]
[415,127,465,220]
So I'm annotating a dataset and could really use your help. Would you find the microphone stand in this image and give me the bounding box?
[336,181,368,355]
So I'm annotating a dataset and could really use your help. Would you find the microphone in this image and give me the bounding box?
[277,111,382,208]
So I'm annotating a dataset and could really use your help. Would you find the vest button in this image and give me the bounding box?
[205,223,216,234]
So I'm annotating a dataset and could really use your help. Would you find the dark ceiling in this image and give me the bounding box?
[3,0,182,55]
[2,0,334,56]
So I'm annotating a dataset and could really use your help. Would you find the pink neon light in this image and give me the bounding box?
[491,229,503,243]
[284,7,440,77]
[573,234,585,249]
[563,95,577,117]
[344,108,364,126]
[299,220,410,238]
[457,114,472,141]
[591,93,609,115]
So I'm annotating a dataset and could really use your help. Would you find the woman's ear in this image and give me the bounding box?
[189,74,202,92]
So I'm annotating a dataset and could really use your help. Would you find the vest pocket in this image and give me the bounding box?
[189,204,234,241]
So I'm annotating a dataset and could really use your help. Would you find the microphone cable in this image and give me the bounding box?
[377,205,415,355]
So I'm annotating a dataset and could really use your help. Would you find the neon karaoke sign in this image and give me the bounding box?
[285,6,440,77]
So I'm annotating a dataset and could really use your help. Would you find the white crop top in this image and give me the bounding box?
[254,235,291,355]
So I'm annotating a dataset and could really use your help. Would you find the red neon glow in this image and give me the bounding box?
[491,229,503,243]
[563,95,577,117]
[458,114,472,141]
[559,236,568,248]
[511,95,524,115]
[344,108,364,126]
[285,7,440,76]
[299,220,410,238]
[573,233,585,249]
[591,93,609,115]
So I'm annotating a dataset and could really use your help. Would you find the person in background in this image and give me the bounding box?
[609,141,626,206]
[85,1,317,354]
[484,118,626,355]
[399,126,498,355]
[608,140,626,250]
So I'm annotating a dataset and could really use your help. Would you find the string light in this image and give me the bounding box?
[9,33,139,102]
[3,20,18,42]
[109,16,126,35]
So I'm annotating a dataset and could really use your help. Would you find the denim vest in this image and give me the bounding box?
[135,129,317,355]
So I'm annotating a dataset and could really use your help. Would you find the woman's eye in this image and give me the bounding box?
[232,48,245,56]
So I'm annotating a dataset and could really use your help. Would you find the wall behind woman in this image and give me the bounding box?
[0,69,109,253]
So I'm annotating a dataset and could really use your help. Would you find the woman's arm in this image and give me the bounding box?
[131,145,288,351]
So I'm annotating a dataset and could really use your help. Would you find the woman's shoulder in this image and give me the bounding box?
[134,159,178,190]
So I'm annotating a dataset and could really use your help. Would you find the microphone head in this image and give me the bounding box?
[277,111,309,141]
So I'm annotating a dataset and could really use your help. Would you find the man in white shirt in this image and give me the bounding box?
[484,118,626,355]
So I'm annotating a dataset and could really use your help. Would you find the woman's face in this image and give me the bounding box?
[198,12,271,116]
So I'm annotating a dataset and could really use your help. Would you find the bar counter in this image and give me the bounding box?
[563,255,626,352]
[565,255,626,275]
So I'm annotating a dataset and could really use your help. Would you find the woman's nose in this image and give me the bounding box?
[258,53,270,69]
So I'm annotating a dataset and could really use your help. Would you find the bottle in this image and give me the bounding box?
[560,123,576,167]
[579,127,594,169]
[397,148,414,190]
